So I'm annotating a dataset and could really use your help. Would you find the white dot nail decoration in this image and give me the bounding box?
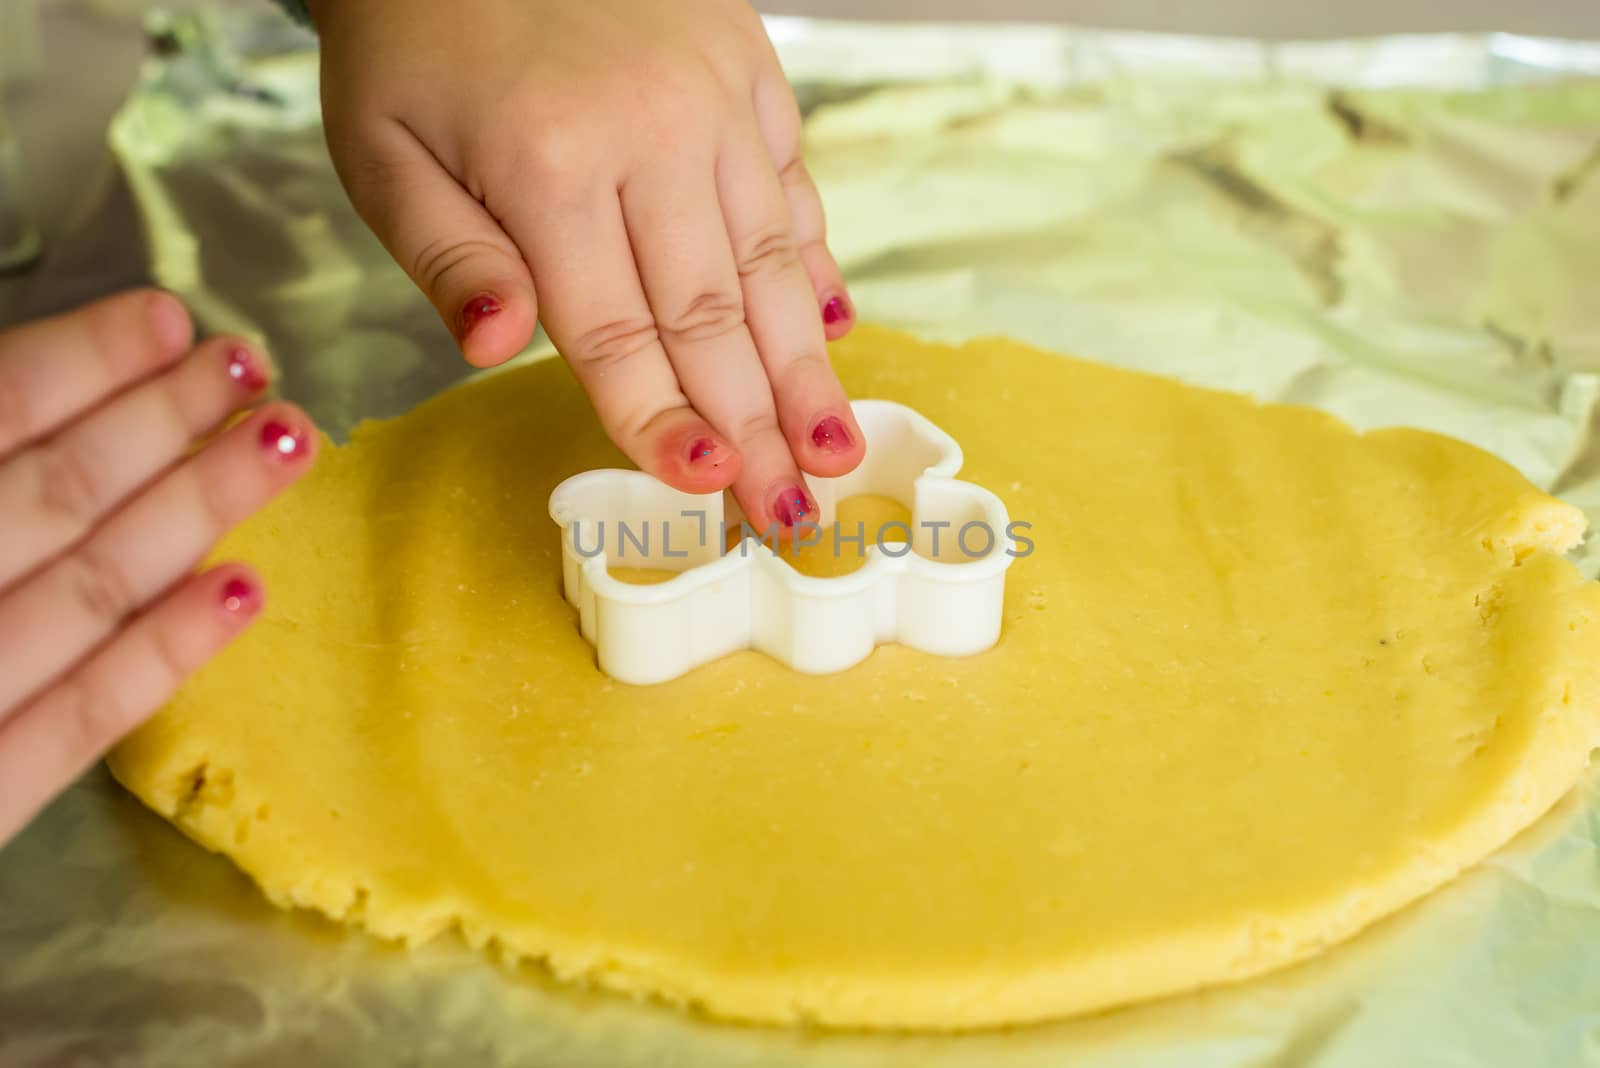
[547,400,1019,686]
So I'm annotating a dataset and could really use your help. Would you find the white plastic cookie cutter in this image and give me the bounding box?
[547,400,1017,685]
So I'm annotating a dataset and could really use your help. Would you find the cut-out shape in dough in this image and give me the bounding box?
[548,400,1017,685]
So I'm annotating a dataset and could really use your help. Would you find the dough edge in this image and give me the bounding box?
[108,701,1598,1030]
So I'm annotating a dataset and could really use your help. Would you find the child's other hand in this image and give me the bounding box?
[0,291,317,845]
[311,0,864,531]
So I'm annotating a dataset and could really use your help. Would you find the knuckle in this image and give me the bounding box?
[780,154,819,207]
[146,617,194,693]
[617,392,688,445]
[66,548,141,629]
[660,291,745,345]
[409,236,512,298]
[150,371,196,443]
[764,114,805,168]
[34,440,105,530]
[181,465,229,545]
[735,227,801,279]
[774,350,833,394]
[516,120,595,184]
[733,408,781,445]
[569,317,660,374]
[776,154,803,182]
[53,674,115,761]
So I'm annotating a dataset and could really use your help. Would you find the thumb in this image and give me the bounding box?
[331,129,538,368]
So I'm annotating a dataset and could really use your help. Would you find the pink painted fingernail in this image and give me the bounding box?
[220,576,260,615]
[226,347,269,392]
[459,294,503,340]
[259,419,307,461]
[688,436,731,467]
[810,415,854,452]
[772,484,815,528]
[822,295,852,327]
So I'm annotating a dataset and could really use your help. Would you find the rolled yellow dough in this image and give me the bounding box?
[109,326,1600,1030]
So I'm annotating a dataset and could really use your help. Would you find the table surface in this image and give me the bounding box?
[5,0,1600,327]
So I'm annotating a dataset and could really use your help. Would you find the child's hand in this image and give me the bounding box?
[310,0,864,531]
[0,290,317,845]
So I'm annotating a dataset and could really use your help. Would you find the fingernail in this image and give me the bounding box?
[822,295,852,327]
[810,415,854,452]
[259,418,307,461]
[220,576,260,615]
[459,294,503,339]
[772,484,815,528]
[226,347,269,392]
[687,436,731,467]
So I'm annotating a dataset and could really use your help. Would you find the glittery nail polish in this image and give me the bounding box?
[810,415,853,452]
[226,347,268,392]
[260,419,306,460]
[822,295,851,326]
[459,294,503,339]
[772,484,814,528]
[220,576,259,614]
[688,437,727,466]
